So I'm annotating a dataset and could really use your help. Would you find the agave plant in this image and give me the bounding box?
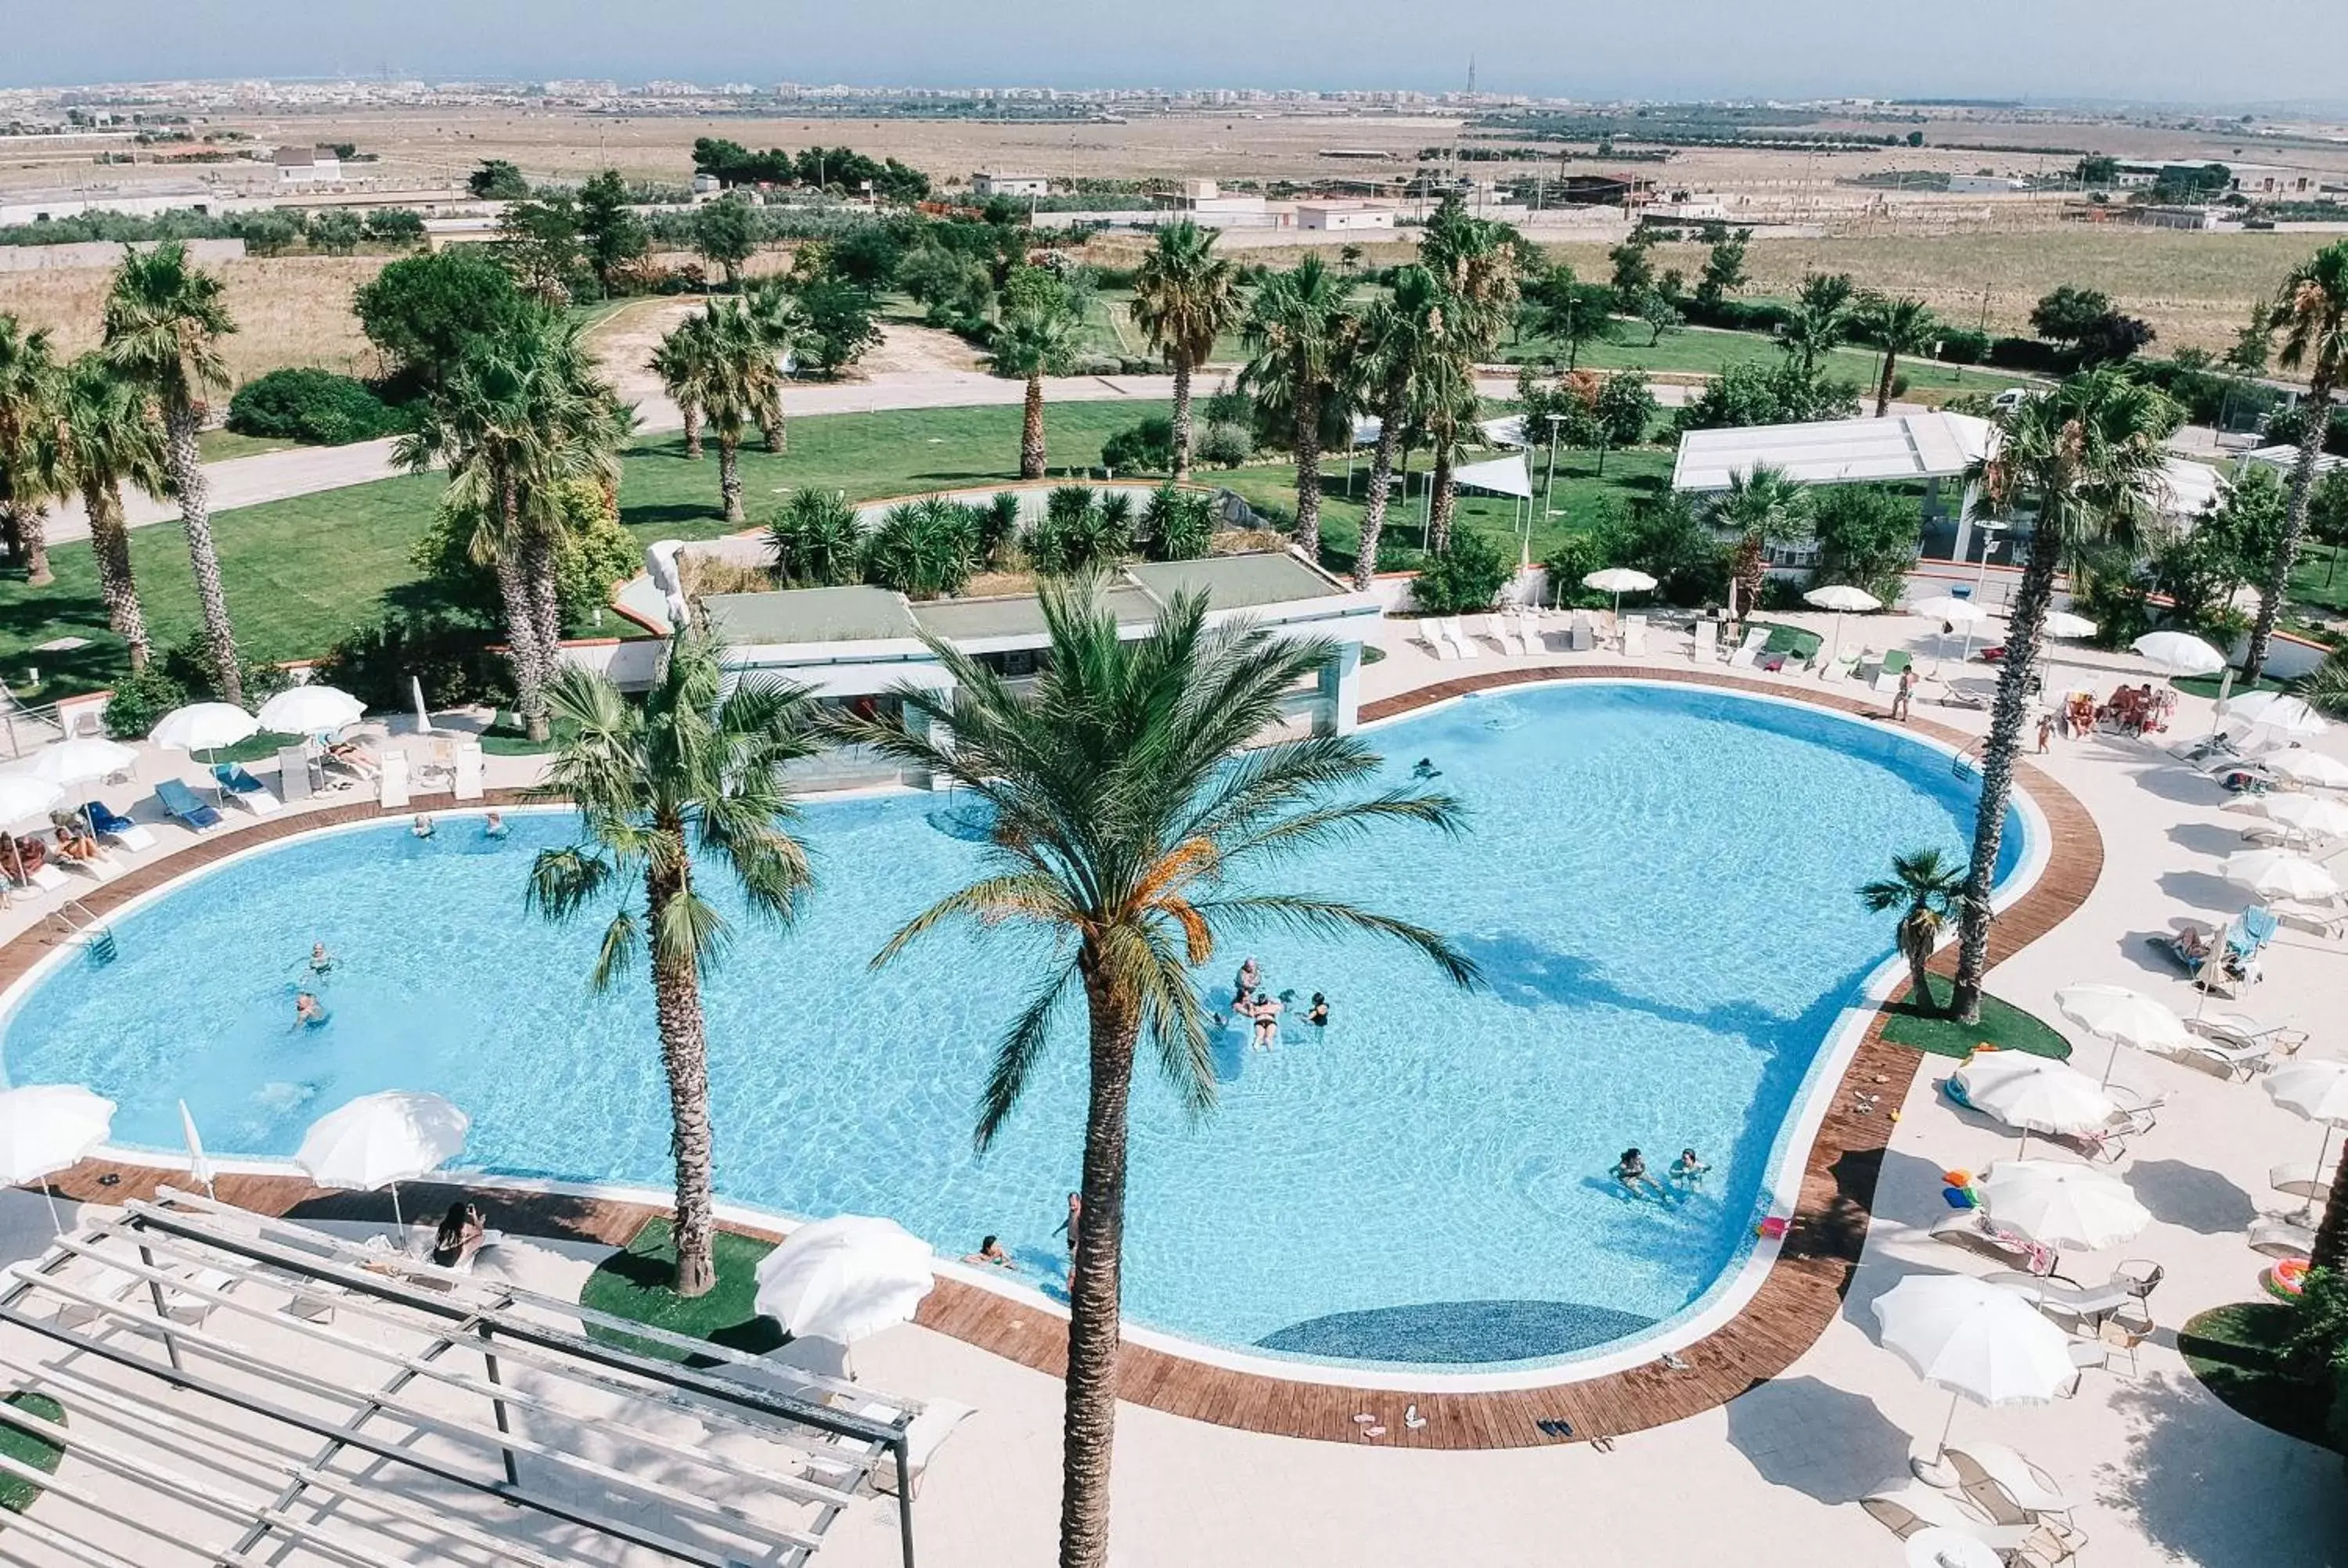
[766,487,863,588]
[1031,487,1133,576]
[862,496,975,599]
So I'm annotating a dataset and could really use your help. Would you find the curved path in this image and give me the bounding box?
[19,665,2101,1449]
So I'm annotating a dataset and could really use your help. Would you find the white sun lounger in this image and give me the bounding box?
[453,739,486,801]
[378,749,412,811]
[2270,1163,2336,1203]
[1727,627,1770,668]
[1860,1477,2034,1555]
[1690,620,1718,663]
[1513,608,1547,653]
[2270,897,2347,940]
[1944,1442,2079,1527]
[2249,1217,2315,1259]
[1621,613,1648,657]
[19,862,69,894]
[1567,611,1594,652]
[1441,617,1482,660]
[1417,620,1457,660]
[2191,1011,2307,1056]
[214,764,282,817]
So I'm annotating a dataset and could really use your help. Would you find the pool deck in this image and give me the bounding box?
[7,610,2348,1565]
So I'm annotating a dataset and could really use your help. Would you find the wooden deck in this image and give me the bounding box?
[14,668,2105,1448]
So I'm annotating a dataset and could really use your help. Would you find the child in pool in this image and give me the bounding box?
[1306,993,1329,1027]
[294,991,330,1030]
[482,811,509,840]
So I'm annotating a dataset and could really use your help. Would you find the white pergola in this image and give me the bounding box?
[0,1189,926,1568]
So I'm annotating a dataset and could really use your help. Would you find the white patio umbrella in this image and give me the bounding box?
[2267,750,2348,790]
[1975,1160,2150,1251]
[2266,1059,2348,1222]
[0,771,63,886]
[754,1214,935,1354]
[1581,566,1656,618]
[2131,631,2226,676]
[2224,848,2342,904]
[2230,792,2348,843]
[1908,594,1993,669]
[1804,583,1880,667]
[2042,611,2098,641]
[178,1099,215,1199]
[2225,690,2328,738]
[2054,984,2192,1087]
[0,1084,115,1232]
[149,702,260,753]
[1870,1273,2077,1480]
[1951,1052,2116,1155]
[295,1091,470,1230]
[256,684,365,736]
[22,735,136,787]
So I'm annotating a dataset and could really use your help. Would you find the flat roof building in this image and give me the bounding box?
[971,172,1049,197]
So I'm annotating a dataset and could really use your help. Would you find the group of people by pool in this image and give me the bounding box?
[410,811,509,841]
[1612,1146,1710,1203]
[1220,956,1329,1052]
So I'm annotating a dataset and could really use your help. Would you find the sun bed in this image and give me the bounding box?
[1690,620,1719,663]
[1726,626,1769,668]
[1568,610,1594,653]
[82,800,157,851]
[1416,620,1457,661]
[1944,1442,2079,1529]
[378,750,412,811]
[1873,649,1913,694]
[1441,617,1482,660]
[212,762,283,816]
[2269,897,2347,940]
[1620,613,1647,657]
[2165,1034,2274,1079]
[2249,1217,2314,1259]
[1980,1272,2153,1336]
[2270,1163,2336,1204]
[1860,1477,2035,1555]
[154,778,223,834]
[275,745,315,804]
[1930,1212,2058,1276]
[453,739,486,802]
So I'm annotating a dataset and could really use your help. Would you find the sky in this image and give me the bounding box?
[2,0,2343,109]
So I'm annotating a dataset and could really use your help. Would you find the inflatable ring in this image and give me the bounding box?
[2265,1257,2310,1300]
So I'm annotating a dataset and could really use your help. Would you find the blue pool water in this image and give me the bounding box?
[0,683,2026,1369]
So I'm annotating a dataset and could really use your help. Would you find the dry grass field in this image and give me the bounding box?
[0,254,388,383]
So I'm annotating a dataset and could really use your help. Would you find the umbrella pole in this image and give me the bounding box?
[1914,1387,1962,1485]
[2101,1036,2122,1090]
[2300,1124,2334,1227]
[390,1181,403,1233]
[42,1184,63,1236]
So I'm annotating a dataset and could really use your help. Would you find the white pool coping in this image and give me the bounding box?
[2,678,2058,1394]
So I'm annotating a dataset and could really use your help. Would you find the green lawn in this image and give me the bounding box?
[1496,326,2035,402]
[2180,1300,2343,1451]
[196,430,300,462]
[577,1217,784,1362]
[1877,991,2073,1061]
[2289,545,2348,619]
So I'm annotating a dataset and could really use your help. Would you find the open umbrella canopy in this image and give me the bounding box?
[149,702,260,753]
[2054,984,2192,1055]
[1870,1273,2077,1406]
[256,685,365,735]
[1952,1052,2116,1135]
[753,1215,935,1345]
[1582,567,1657,595]
[2267,1060,2348,1127]
[0,1084,113,1185]
[2130,631,2226,676]
[2042,611,2098,640]
[1908,594,1993,625]
[2224,848,2343,903]
[2231,793,2348,840]
[21,736,137,787]
[1804,584,1881,612]
[1976,1160,2150,1250]
[0,772,62,825]
[295,1091,469,1192]
[2226,691,2328,737]
[2267,751,2348,790]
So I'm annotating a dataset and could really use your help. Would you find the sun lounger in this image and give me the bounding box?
[1441,617,1482,660]
[1568,611,1594,653]
[1931,1213,2059,1276]
[861,1396,975,1498]
[1417,619,1457,660]
[56,847,121,883]
[2166,1034,2274,1079]
[1860,1477,2035,1555]
[1873,649,1913,694]
[1726,626,1769,668]
[2270,1163,2336,1203]
[2249,1217,2314,1259]
[453,739,486,802]
[2270,897,2347,940]
[212,762,282,816]
[1690,620,1718,664]
[275,745,315,804]
[1944,1442,2079,1528]
[154,778,223,834]
[1620,613,1648,657]
[378,750,412,811]
[82,800,157,851]
[1480,613,1526,656]
[1980,1272,2152,1336]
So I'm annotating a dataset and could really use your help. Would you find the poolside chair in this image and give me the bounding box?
[2250,1217,2315,1259]
[2164,1034,2274,1080]
[866,1396,976,1498]
[1416,619,1458,660]
[1477,613,1523,656]
[1441,618,1482,660]
[1873,649,1913,695]
[1943,1442,2080,1533]
[212,762,283,817]
[2269,896,2347,940]
[1982,1269,2155,1339]
[1726,627,1770,668]
[1512,607,1547,653]
[1565,610,1593,652]
[1929,1212,2058,1276]
[452,739,486,802]
[154,778,223,835]
[2191,1011,2308,1059]
[82,800,157,852]
[378,750,412,811]
[2270,1163,2336,1204]
[275,745,315,804]
[1621,613,1648,657]
[1689,620,1719,664]
[1860,1478,2035,1556]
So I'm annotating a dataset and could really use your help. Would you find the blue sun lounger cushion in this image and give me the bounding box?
[154,778,223,833]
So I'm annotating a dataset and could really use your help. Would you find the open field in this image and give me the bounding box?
[0,253,388,382]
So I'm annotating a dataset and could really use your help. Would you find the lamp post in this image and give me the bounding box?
[1543,413,1565,519]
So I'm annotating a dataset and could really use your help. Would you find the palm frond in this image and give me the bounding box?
[1192,894,1483,990]
[974,961,1080,1151]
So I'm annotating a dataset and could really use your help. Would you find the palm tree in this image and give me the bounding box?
[743,278,807,455]
[828,577,1476,1568]
[649,322,707,460]
[0,315,62,587]
[988,299,1084,480]
[100,242,241,700]
[1712,463,1811,622]
[1241,255,1357,563]
[1348,266,1446,590]
[54,355,166,669]
[1859,847,1966,1014]
[527,630,823,1296]
[674,301,769,524]
[1857,293,1939,419]
[1416,203,1520,555]
[1128,221,1241,480]
[2244,241,2348,683]
[1777,272,1856,377]
[1949,369,2178,1022]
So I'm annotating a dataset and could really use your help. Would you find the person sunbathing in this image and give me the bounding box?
[9,836,45,880]
[430,1201,488,1270]
[51,825,99,862]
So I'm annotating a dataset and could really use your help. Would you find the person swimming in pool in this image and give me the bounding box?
[294,991,330,1030]
[1235,956,1261,998]
[1306,992,1329,1028]
[962,1235,1020,1271]
[1248,990,1283,1050]
[307,942,334,975]
[1411,757,1442,779]
[1612,1148,1666,1200]
[1669,1148,1710,1189]
[482,810,509,840]
[411,814,435,840]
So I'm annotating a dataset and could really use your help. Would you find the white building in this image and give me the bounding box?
[1170,178,1271,225]
[971,172,1049,198]
[1295,200,1395,232]
[273,145,341,184]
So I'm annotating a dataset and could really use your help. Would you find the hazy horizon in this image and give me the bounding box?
[3,0,2343,112]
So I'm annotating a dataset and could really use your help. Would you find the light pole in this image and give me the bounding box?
[1543,413,1565,519]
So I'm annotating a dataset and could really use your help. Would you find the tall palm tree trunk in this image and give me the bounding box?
[2242,369,2334,682]
[1874,351,1900,419]
[81,481,150,670]
[1061,954,1139,1568]
[1900,923,1938,1014]
[681,401,703,460]
[647,847,719,1297]
[527,531,564,677]
[1427,436,1457,557]
[496,551,548,743]
[1021,375,1047,479]
[163,406,241,703]
[1352,390,1403,592]
[1950,541,2059,1021]
[1169,356,1196,481]
[9,501,51,588]
[717,430,744,523]
[761,392,787,455]
[1293,390,1324,563]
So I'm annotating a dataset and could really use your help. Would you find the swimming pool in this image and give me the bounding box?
[0,682,2031,1374]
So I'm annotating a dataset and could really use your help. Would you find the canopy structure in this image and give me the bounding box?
[1672,412,1993,493]
[0,1188,925,1567]
[1452,454,1533,499]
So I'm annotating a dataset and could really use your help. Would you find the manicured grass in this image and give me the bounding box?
[0,1392,63,1515]
[2180,1300,2343,1451]
[1496,325,2034,399]
[196,430,300,462]
[2289,545,2348,619]
[577,1216,783,1363]
[1877,991,2072,1061]
[2175,670,2297,699]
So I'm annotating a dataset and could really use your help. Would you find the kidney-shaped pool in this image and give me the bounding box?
[1,682,2032,1373]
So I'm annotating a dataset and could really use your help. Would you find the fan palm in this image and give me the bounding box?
[675,300,770,524]
[100,243,241,699]
[648,322,707,460]
[1857,293,1939,419]
[1950,368,2178,1020]
[1348,266,1446,589]
[1777,272,1855,376]
[1128,221,1241,480]
[988,299,1085,479]
[1712,463,1812,620]
[2244,241,2348,682]
[527,630,823,1296]
[1860,847,1966,1014]
[743,277,806,455]
[828,576,1477,1568]
[1241,255,1357,563]
[54,355,166,669]
[0,315,62,587]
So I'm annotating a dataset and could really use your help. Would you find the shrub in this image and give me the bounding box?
[1193,420,1255,467]
[1538,532,1613,610]
[412,480,639,625]
[1143,485,1215,562]
[862,497,974,599]
[314,611,516,713]
[1933,328,1990,365]
[1100,416,1176,475]
[1410,527,1513,614]
[102,664,189,740]
[225,368,401,445]
[766,488,863,587]
[1031,486,1132,575]
[975,491,1023,567]
[1987,335,2065,373]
